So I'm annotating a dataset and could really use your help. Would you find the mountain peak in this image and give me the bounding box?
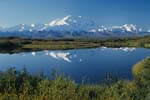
[0,15,150,38]
[48,15,71,27]
[123,24,137,32]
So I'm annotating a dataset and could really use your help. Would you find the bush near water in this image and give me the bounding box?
[0,57,150,99]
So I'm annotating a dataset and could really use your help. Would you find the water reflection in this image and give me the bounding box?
[100,47,136,52]
[0,47,150,83]
[19,47,137,63]
[31,52,36,56]
[49,52,71,63]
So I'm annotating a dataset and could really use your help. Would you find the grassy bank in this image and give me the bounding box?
[1,36,150,53]
[0,57,150,99]
[0,37,101,53]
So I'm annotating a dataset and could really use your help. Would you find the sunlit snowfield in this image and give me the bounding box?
[0,47,150,83]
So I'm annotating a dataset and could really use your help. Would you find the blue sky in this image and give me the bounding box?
[0,0,149,27]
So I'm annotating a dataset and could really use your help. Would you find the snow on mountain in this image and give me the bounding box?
[137,27,150,33]
[139,28,143,32]
[24,15,90,32]
[98,26,109,32]
[122,24,137,32]
[89,24,138,33]
[48,15,70,27]
[0,15,150,39]
[111,26,125,33]
[89,29,97,32]
[89,26,109,33]
[4,24,31,32]
[0,15,145,34]
[44,15,97,31]
[31,24,35,28]
[30,23,45,31]
[110,24,137,33]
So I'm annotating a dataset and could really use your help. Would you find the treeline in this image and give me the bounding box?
[1,36,150,53]
[101,36,150,48]
[0,57,150,99]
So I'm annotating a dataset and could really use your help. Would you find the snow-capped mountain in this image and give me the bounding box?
[3,23,45,32]
[122,24,137,32]
[89,24,138,33]
[2,15,97,32]
[89,26,109,33]
[4,24,31,32]
[110,24,137,33]
[45,15,97,31]
[48,15,71,27]
[0,15,150,38]
[89,24,150,34]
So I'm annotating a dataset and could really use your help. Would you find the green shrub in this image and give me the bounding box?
[0,57,150,99]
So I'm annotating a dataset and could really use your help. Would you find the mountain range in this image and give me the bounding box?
[0,15,150,39]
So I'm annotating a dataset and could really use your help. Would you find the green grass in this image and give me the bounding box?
[23,43,100,50]
[0,57,150,99]
[144,44,150,48]
[1,36,150,53]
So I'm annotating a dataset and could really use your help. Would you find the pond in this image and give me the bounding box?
[0,47,150,83]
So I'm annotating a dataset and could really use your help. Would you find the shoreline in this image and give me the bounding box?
[0,36,150,53]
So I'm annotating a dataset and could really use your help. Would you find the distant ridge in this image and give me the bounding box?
[0,15,150,39]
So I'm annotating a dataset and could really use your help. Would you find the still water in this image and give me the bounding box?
[0,47,150,83]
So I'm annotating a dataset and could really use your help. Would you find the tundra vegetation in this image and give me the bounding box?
[1,36,150,53]
[0,57,150,100]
